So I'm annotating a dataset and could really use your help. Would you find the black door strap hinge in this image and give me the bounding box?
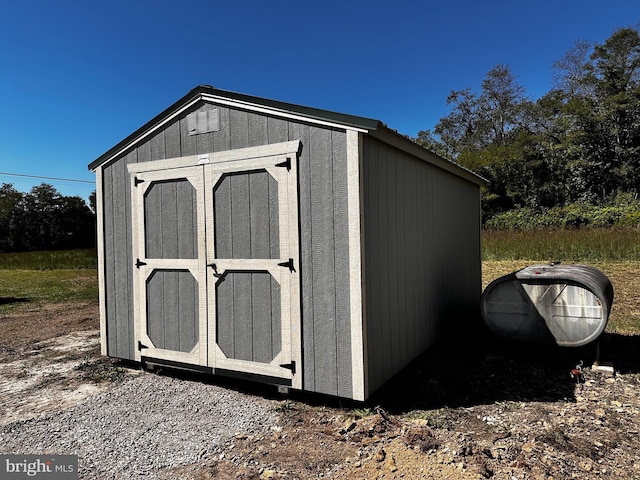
[279,361,296,374]
[277,258,295,272]
[275,157,291,171]
[135,259,147,269]
[138,341,148,351]
[134,177,145,187]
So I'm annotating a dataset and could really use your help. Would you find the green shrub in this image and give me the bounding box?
[485,197,640,230]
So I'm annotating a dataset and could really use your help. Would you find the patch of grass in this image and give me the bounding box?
[405,408,453,430]
[0,249,97,270]
[274,400,301,414]
[0,269,97,313]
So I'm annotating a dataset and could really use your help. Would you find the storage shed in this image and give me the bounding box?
[89,85,486,401]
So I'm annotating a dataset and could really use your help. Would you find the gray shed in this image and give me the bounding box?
[88,85,485,401]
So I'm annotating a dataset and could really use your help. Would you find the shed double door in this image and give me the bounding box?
[129,142,301,385]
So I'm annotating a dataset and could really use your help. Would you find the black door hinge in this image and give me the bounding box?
[275,157,291,171]
[136,259,147,269]
[277,258,295,272]
[279,361,296,374]
[138,341,148,351]
[134,177,145,187]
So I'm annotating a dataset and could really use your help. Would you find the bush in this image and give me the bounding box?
[485,195,640,230]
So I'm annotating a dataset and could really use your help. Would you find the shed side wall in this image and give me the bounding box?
[362,135,481,396]
[99,101,353,398]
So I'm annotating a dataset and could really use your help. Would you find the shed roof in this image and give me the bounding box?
[88,85,486,186]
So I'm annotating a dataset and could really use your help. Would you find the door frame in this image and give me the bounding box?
[128,140,302,388]
[204,153,301,384]
[129,165,208,366]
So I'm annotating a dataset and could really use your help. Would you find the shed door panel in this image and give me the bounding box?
[132,167,207,366]
[206,157,300,383]
[129,142,301,386]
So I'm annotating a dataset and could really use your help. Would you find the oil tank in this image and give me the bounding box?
[481,263,613,347]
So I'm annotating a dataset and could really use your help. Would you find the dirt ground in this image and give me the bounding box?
[2,294,640,479]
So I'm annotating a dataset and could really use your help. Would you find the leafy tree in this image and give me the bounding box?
[0,182,95,252]
[0,184,25,251]
[557,27,640,200]
[421,65,546,217]
[421,26,640,223]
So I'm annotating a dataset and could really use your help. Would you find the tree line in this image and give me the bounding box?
[417,26,640,226]
[0,183,95,252]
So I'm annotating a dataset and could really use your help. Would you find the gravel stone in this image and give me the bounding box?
[0,373,278,479]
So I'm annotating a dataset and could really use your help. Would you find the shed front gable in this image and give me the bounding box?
[89,86,374,172]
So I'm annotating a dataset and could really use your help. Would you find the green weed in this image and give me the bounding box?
[74,356,129,384]
[350,407,374,419]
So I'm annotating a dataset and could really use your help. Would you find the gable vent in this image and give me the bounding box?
[187,108,220,135]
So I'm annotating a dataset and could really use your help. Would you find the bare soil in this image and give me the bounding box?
[2,271,640,479]
[0,302,128,425]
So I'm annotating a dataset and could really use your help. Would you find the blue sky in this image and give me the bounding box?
[0,0,638,201]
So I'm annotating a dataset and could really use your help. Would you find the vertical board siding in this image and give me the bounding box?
[102,149,137,360]
[216,272,281,362]
[144,179,197,259]
[214,172,280,259]
[331,131,353,398]
[146,270,198,352]
[362,136,481,395]
[308,127,337,395]
[297,126,352,398]
[100,99,353,397]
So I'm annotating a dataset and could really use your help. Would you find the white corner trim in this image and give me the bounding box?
[346,130,367,401]
[95,166,108,357]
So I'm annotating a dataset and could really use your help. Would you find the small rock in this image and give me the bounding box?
[342,420,357,433]
[260,469,276,480]
[521,442,535,453]
[385,456,397,472]
[374,447,386,462]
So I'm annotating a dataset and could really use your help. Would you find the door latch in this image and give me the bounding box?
[207,263,223,278]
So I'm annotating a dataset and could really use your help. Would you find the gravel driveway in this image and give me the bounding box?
[0,373,278,479]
